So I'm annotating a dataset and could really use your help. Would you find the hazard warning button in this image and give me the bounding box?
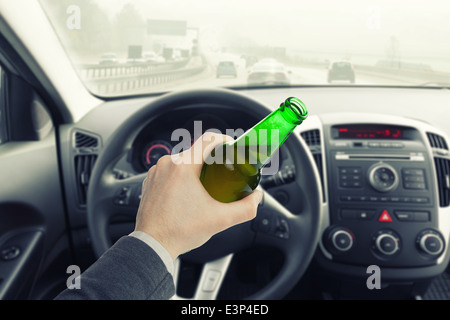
[378,210,393,222]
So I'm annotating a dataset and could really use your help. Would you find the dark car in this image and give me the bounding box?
[328,61,355,83]
[216,61,237,78]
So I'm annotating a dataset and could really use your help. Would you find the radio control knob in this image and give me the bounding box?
[373,230,400,256]
[368,163,399,193]
[417,230,444,257]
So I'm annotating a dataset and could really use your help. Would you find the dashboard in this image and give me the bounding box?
[298,111,450,283]
[58,86,450,298]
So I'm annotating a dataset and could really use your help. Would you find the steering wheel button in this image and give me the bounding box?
[202,270,221,292]
[0,246,21,261]
[260,218,270,232]
[113,186,133,206]
[253,212,273,233]
[274,218,290,239]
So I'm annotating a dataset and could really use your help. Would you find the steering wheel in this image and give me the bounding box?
[87,88,322,299]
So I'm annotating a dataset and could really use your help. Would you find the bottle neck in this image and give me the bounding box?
[231,107,301,168]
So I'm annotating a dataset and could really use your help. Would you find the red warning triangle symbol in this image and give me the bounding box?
[378,210,393,222]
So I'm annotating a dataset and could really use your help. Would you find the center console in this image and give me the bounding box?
[321,123,445,268]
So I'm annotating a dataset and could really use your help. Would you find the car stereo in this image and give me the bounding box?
[322,124,444,268]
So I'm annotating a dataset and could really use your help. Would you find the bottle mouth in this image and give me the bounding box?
[281,97,308,123]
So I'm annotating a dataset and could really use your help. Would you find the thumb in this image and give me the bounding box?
[247,189,264,209]
[222,190,263,226]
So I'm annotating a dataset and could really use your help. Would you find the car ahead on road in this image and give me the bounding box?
[99,53,118,65]
[327,61,355,83]
[143,52,165,64]
[247,61,291,86]
[216,61,237,78]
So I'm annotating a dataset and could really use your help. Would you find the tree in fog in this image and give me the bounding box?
[40,0,112,62]
[111,3,146,55]
[385,36,401,69]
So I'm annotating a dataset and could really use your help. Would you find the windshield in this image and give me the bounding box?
[39,0,450,97]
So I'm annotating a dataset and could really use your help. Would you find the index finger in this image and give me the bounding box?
[175,132,234,176]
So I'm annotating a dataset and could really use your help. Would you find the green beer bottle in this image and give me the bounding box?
[200,97,308,203]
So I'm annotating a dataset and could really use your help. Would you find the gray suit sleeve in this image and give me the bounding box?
[54,236,175,300]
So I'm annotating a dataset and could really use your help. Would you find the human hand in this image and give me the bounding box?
[134,132,263,260]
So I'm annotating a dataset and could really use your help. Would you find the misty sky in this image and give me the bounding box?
[94,0,450,62]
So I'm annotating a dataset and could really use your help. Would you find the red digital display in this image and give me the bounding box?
[336,125,403,139]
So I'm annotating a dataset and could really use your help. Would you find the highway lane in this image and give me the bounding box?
[171,63,418,92]
[99,53,423,95]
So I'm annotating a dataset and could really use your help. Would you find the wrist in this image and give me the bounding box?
[129,230,177,275]
[134,228,179,260]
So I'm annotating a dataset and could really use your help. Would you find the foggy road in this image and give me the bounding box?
[169,59,417,93]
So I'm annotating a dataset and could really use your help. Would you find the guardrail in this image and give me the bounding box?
[77,59,190,80]
[76,57,208,94]
[84,65,207,95]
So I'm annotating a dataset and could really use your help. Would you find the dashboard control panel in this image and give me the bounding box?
[322,124,444,267]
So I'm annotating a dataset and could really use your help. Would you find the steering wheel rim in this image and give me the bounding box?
[87,88,323,299]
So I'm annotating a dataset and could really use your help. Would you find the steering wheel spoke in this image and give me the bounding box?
[99,172,147,217]
[172,254,233,300]
[253,189,306,253]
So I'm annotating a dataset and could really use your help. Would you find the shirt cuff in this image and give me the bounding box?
[128,231,174,276]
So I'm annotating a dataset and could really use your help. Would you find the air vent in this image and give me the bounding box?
[427,132,448,150]
[75,132,99,148]
[74,155,97,206]
[301,129,321,146]
[434,157,450,207]
[301,129,325,202]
